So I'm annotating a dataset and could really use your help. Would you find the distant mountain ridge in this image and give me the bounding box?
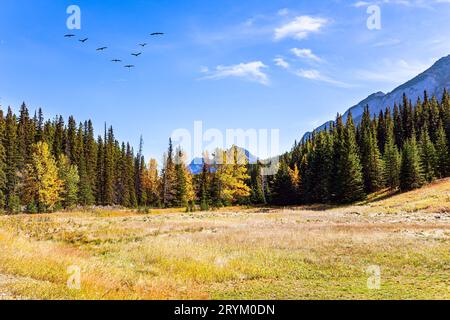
[188,147,258,174]
[302,54,450,141]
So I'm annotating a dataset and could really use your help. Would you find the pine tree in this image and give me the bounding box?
[249,161,266,204]
[103,126,115,205]
[58,154,80,208]
[419,127,437,183]
[377,110,387,154]
[309,131,333,203]
[333,113,365,203]
[126,143,137,207]
[428,96,441,143]
[400,137,423,191]
[17,103,34,171]
[35,108,44,142]
[441,89,450,147]
[83,120,97,205]
[401,94,414,140]
[174,148,195,209]
[96,136,105,205]
[74,124,94,206]
[53,116,65,158]
[360,107,385,193]
[383,121,401,190]
[5,107,20,212]
[138,156,147,206]
[434,121,450,178]
[134,136,145,206]
[271,155,296,205]
[0,109,7,209]
[161,139,177,207]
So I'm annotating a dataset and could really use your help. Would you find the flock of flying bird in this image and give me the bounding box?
[64,32,165,69]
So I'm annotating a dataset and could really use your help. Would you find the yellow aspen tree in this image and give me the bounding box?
[24,142,63,211]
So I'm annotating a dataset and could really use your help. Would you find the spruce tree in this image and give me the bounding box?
[400,137,423,191]
[58,154,80,209]
[249,161,266,205]
[434,121,450,178]
[333,113,365,203]
[393,104,404,148]
[419,127,437,183]
[84,120,97,204]
[383,121,401,190]
[360,107,385,193]
[126,143,138,207]
[5,107,20,212]
[377,110,387,154]
[309,131,333,203]
[103,126,115,205]
[198,155,211,210]
[271,156,296,205]
[161,139,177,207]
[0,109,7,208]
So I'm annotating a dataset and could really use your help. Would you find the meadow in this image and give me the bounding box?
[0,179,449,300]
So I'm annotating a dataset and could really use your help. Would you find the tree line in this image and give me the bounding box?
[271,90,450,205]
[0,104,253,213]
[1,89,449,213]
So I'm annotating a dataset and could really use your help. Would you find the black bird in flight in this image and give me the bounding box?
[139,43,148,47]
[96,47,108,51]
[131,52,142,57]
[79,38,88,43]
[64,34,75,38]
[111,59,122,63]
[150,32,164,36]
[124,65,135,69]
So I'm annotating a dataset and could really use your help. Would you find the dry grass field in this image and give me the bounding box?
[0,179,449,300]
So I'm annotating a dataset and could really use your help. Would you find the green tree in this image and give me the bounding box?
[360,107,385,193]
[174,148,195,210]
[271,155,296,205]
[333,113,365,203]
[58,154,79,208]
[383,122,401,190]
[0,109,7,209]
[309,131,333,203]
[419,127,437,183]
[161,139,177,207]
[400,137,423,191]
[4,107,19,212]
[435,121,450,178]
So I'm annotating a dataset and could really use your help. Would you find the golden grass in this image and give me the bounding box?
[0,180,449,300]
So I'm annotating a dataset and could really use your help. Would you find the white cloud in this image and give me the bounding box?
[353,1,372,7]
[353,0,450,8]
[372,38,401,47]
[278,8,290,16]
[274,57,290,69]
[290,48,323,62]
[295,69,352,87]
[356,58,431,83]
[200,66,209,73]
[201,61,269,85]
[274,16,328,41]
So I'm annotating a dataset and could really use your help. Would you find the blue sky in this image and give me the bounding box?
[1,0,450,161]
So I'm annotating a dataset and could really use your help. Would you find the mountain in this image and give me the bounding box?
[302,54,450,141]
[188,147,258,174]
